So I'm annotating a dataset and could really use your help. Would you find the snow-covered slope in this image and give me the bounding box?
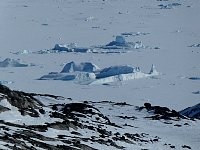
[0,85,199,150]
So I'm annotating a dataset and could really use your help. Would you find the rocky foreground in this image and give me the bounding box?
[0,85,199,150]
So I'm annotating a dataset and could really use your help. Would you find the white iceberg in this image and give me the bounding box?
[90,64,158,85]
[52,43,92,53]
[61,61,100,73]
[53,44,71,51]
[96,65,138,79]
[39,61,159,85]
[40,62,100,81]
[100,36,145,50]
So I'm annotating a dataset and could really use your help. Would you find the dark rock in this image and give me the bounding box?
[97,128,112,136]
[39,108,45,114]
[174,124,182,127]
[182,145,191,149]
[141,102,185,121]
[144,103,152,110]
[113,102,132,106]
[117,115,137,120]
[71,131,82,136]
[0,105,10,113]
[170,145,175,148]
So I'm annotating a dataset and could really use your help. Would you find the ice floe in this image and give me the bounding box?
[158,3,181,9]
[0,58,35,67]
[0,80,13,85]
[14,34,147,55]
[11,50,32,55]
[189,44,200,48]
[39,62,159,85]
[121,32,150,37]
[188,77,200,80]
[38,43,92,54]
[192,91,200,94]
[53,43,92,53]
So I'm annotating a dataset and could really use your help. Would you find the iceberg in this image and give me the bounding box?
[61,61,100,73]
[39,61,159,85]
